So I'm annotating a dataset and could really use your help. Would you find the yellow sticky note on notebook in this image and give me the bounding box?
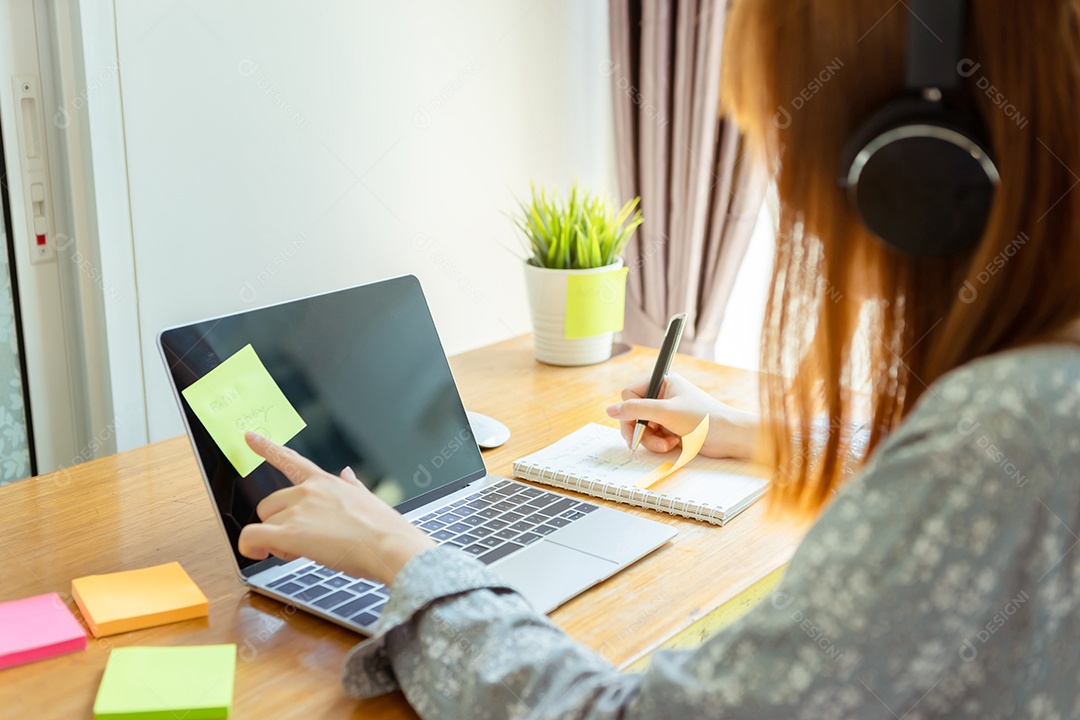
[71,562,209,638]
[565,267,629,339]
[634,415,710,489]
[182,343,306,477]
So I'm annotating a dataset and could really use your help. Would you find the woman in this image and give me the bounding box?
[239,0,1080,716]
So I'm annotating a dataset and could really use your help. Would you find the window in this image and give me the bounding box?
[714,199,775,371]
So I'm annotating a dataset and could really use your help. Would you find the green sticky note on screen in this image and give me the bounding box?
[564,267,629,339]
[182,344,306,477]
[93,644,236,720]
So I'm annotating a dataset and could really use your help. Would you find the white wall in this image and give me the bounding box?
[98,0,615,445]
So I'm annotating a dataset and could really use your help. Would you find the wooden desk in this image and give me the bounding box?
[0,336,808,718]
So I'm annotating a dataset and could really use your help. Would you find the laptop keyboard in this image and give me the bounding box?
[265,568,390,628]
[261,480,598,629]
[411,479,598,561]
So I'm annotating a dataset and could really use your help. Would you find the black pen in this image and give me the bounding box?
[632,313,687,452]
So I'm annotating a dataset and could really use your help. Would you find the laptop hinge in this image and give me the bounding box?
[241,555,287,579]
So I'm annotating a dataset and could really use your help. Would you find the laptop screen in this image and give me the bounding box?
[159,276,486,572]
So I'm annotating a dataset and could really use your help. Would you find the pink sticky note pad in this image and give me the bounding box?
[0,592,87,670]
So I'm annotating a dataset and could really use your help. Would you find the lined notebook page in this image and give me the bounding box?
[514,423,768,514]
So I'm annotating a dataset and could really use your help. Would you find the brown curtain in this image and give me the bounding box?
[609,0,767,358]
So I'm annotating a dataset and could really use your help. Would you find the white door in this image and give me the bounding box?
[0,0,100,480]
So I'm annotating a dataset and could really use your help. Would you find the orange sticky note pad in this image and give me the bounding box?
[71,562,209,638]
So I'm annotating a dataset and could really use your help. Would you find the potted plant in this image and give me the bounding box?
[511,183,643,366]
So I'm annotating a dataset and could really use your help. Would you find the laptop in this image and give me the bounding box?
[158,275,676,634]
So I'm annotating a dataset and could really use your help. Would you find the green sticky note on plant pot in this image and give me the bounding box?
[182,344,306,477]
[93,644,236,720]
[564,267,629,339]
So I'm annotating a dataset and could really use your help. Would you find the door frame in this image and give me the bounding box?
[0,0,148,474]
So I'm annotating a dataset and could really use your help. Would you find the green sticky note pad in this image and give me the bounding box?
[564,267,629,339]
[93,644,236,720]
[182,344,306,477]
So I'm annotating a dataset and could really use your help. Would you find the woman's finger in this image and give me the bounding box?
[339,465,363,487]
[255,485,303,521]
[617,417,678,452]
[620,373,684,403]
[238,522,291,561]
[640,430,680,453]
[246,432,324,485]
[607,398,677,428]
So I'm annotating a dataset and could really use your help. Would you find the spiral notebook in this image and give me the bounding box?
[512,423,769,526]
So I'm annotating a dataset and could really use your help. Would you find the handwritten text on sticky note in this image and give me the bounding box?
[182,344,306,476]
[564,267,629,339]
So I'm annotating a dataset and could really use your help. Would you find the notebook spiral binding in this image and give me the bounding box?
[517,462,726,526]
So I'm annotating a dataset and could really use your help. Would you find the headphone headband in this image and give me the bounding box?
[906,0,967,92]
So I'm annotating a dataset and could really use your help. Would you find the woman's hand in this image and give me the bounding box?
[237,432,436,587]
[606,373,759,459]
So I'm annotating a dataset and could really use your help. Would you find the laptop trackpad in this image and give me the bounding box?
[491,541,618,614]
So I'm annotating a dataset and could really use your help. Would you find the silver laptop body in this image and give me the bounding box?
[159,275,676,634]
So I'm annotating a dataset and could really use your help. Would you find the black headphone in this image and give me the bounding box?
[839,0,999,257]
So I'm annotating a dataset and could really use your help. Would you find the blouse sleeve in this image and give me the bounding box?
[342,360,1058,719]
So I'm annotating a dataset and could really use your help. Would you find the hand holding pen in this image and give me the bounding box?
[605,314,760,459]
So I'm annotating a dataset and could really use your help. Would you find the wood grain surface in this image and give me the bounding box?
[0,335,808,718]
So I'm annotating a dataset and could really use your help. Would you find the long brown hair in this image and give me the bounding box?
[721,0,1080,516]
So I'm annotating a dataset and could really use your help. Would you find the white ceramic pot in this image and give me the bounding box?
[523,259,625,366]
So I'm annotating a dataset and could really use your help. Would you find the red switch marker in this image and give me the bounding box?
[36,234,46,246]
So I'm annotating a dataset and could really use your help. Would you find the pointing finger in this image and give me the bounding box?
[246,432,323,485]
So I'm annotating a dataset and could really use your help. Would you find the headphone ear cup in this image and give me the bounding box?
[840,99,999,256]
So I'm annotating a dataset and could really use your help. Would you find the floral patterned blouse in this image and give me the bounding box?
[341,344,1080,719]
